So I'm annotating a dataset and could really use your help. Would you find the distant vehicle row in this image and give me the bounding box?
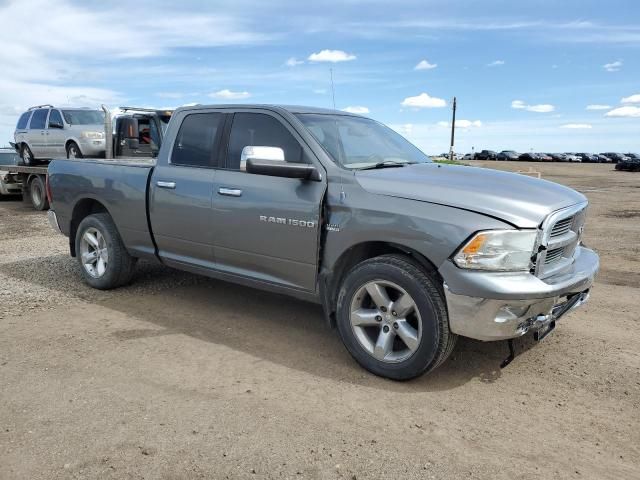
[461,150,638,163]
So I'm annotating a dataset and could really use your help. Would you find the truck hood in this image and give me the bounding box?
[355,163,586,228]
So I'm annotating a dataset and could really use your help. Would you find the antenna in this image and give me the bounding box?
[330,68,336,109]
[449,96,457,161]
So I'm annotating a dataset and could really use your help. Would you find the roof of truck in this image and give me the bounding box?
[177,104,363,116]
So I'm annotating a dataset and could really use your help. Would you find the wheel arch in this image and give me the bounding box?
[320,241,443,328]
[65,138,81,154]
[69,198,112,257]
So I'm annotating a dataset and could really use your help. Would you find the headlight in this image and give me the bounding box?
[80,131,104,139]
[453,230,537,271]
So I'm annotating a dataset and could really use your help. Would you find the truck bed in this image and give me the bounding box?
[48,158,156,259]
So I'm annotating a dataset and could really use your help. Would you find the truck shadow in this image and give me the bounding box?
[1,254,542,392]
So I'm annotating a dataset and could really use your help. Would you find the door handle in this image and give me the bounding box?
[218,187,242,197]
[156,181,176,189]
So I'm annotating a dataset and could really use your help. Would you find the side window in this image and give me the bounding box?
[171,113,222,167]
[226,113,304,171]
[16,112,31,130]
[48,109,63,128]
[29,109,49,129]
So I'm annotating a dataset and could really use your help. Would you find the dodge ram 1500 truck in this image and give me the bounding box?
[47,105,599,380]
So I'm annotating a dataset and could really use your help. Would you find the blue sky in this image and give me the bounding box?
[0,0,638,153]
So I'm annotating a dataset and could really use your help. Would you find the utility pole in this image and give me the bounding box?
[449,96,457,161]
[330,68,336,109]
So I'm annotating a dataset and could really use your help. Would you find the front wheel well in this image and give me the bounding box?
[321,241,442,327]
[69,199,109,256]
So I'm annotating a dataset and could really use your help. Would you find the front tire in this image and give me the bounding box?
[28,176,49,211]
[21,144,34,166]
[66,142,83,159]
[336,254,456,380]
[75,213,136,289]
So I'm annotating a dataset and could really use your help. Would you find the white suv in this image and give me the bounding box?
[14,105,106,165]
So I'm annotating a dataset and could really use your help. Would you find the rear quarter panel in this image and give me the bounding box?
[48,159,155,257]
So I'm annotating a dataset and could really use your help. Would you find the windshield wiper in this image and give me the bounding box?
[357,161,414,170]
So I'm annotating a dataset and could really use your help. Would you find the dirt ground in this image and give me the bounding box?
[0,161,638,480]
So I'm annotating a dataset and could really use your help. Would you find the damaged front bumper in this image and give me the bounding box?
[441,246,599,341]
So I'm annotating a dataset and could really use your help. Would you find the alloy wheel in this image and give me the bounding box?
[349,280,422,363]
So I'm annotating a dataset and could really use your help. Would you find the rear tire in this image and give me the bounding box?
[75,213,136,289]
[66,142,83,159]
[336,254,456,380]
[21,144,34,166]
[29,176,49,211]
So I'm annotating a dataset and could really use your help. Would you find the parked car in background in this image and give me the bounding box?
[615,156,640,172]
[593,154,611,163]
[462,153,475,161]
[475,150,497,160]
[575,153,597,163]
[564,153,582,162]
[548,153,567,162]
[601,152,629,164]
[0,147,22,195]
[518,152,539,162]
[537,153,553,162]
[497,150,520,161]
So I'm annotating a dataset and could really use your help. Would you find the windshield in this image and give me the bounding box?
[295,114,431,169]
[62,110,105,125]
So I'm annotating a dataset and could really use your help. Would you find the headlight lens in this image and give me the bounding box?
[80,131,104,139]
[453,230,537,271]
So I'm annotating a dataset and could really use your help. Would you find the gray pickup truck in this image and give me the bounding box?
[47,105,599,380]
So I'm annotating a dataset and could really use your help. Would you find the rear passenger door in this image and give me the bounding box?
[211,111,326,292]
[27,108,50,158]
[149,111,224,270]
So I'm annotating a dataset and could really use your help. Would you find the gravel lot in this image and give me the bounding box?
[1,161,638,479]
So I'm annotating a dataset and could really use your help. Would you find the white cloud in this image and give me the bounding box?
[438,120,482,128]
[487,60,505,67]
[605,106,640,118]
[621,94,640,104]
[209,89,251,100]
[285,57,304,67]
[511,100,555,113]
[341,106,370,114]
[560,123,592,129]
[586,104,611,110]
[414,59,437,70]
[308,49,356,63]
[401,93,447,108]
[603,61,622,72]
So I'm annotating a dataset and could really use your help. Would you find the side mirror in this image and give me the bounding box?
[240,146,284,172]
[49,121,64,129]
[246,159,320,180]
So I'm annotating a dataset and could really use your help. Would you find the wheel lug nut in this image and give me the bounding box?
[392,311,397,316]
[383,325,390,333]
[380,306,387,312]
[393,322,399,329]
[375,315,382,322]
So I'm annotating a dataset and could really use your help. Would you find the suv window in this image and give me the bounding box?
[16,112,31,130]
[226,113,303,170]
[171,113,222,167]
[29,109,49,129]
[48,109,63,128]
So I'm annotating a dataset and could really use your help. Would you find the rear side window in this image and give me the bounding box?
[29,109,49,129]
[226,113,303,170]
[48,109,63,127]
[171,113,222,167]
[16,112,31,130]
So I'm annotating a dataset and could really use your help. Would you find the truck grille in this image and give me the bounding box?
[534,203,587,278]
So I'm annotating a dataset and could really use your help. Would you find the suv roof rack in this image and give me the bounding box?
[28,104,54,110]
